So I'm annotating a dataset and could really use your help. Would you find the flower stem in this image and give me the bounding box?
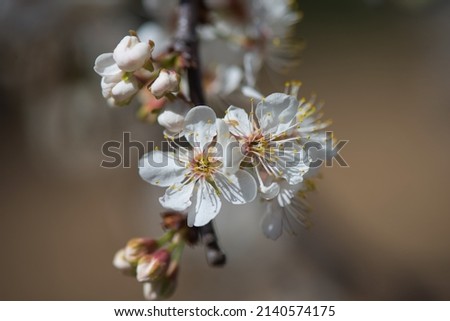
[174,0,226,267]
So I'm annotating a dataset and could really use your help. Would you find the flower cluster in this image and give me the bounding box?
[140,81,332,238]
[98,0,337,301]
[113,212,197,300]
[129,0,304,114]
[94,33,182,110]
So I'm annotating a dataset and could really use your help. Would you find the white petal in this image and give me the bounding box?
[143,282,158,301]
[101,73,123,98]
[215,170,257,205]
[188,179,221,227]
[113,36,153,72]
[241,85,264,100]
[183,105,217,151]
[157,101,188,134]
[261,202,283,240]
[243,51,263,87]
[112,249,133,272]
[256,93,298,135]
[209,64,243,96]
[139,150,188,187]
[150,69,180,98]
[111,78,139,103]
[94,53,122,77]
[224,105,252,137]
[216,119,244,174]
[159,181,195,211]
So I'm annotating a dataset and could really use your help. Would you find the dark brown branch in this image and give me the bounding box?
[174,0,226,267]
[174,0,205,106]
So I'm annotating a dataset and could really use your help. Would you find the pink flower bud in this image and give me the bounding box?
[142,266,178,300]
[150,69,180,98]
[124,238,158,263]
[136,249,171,283]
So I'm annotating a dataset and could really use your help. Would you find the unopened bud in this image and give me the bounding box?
[136,249,171,283]
[113,35,153,72]
[111,77,139,104]
[150,69,180,98]
[124,238,158,263]
[113,249,133,274]
[157,101,188,134]
[142,266,178,300]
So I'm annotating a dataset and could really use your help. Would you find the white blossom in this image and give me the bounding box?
[224,93,310,186]
[139,106,257,227]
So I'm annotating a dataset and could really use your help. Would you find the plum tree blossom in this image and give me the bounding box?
[223,93,311,185]
[94,0,338,300]
[139,106,257,227]
[94,35,155,106]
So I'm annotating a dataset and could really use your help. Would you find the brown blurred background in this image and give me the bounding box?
[1,0,449,300]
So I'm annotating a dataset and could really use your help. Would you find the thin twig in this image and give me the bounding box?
[174,0,226,267]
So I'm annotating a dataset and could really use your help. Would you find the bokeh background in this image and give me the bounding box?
[1,0,449,300]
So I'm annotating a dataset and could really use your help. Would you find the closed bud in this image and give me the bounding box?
[142,266,178,300]
[124,238,158,263]
[113,249,134,274]
[136,249,171,283]
[157,101,188,134]
[110,78,139,105]
[150,69,180,98]
[113,35,153,72]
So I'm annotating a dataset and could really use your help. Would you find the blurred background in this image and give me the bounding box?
[1,0,450,300]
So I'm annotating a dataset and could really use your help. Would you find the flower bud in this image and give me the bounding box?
[150,69,180,98]
[124,238,158,263]
[142,266,178,300]
[157,101,188,134]
[113,249,133,274]
[261,203,283,241]
[113,35,153,72]
[94,53,122,77]
[110,78,139,105]
[136,249,171,283]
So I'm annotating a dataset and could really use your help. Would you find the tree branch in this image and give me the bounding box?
[174,0,226,267]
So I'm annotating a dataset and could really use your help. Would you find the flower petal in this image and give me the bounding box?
[159,180,195,211]
[111,78,139,103]
[215,169,257,205]
[94,53,122,77]
[187,179,221,227]
[224,105,252,137]
[261,202,283,240]
[157,101,189,134]
[183,105,217,151]
[209,64,243,96]
[113,36,153,72]
[139,150,188,187]
[256,93,298,135]
[241,85,264,100]
[216,119,244,174]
